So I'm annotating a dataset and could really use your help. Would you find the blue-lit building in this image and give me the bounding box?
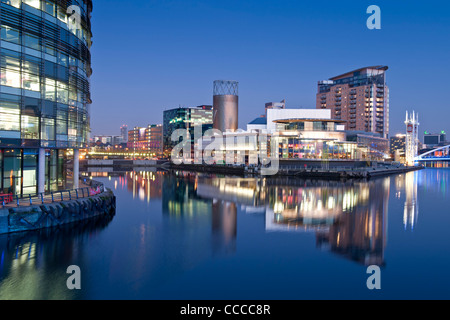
[163,105,213,158]
[0,0,93,196]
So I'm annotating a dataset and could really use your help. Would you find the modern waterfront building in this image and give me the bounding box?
[390,134,406,162]
[345,131,390,160]
[266,108,332,133]
[128,127,146,150]
[265,100,285,114]
[0,0,93,196]
[146,124,163,158]
[317,66,389,139]
[423,131,446,148]
[271,118,358,160]
[127,124,163,158]
[163,105,213,159]
[93,135,122,146]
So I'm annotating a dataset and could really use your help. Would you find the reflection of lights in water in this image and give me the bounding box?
[139,188,145,201]
[403,172,418,231]
[114,180,117,190]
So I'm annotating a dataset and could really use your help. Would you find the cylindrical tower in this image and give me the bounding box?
[213,80,238,132]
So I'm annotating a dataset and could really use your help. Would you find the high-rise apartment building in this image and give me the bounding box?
[317,66,389,139]
[0,0,93,195]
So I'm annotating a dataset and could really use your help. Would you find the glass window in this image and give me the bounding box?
[313,122,322,131]
[3,150,22,195]
[0,99,20,132]
[42,100,55,116]
[57,65,68,81]
[56,115,67,134]
[1,0,21,8]
[23,33,40,51]
[69,86,77,101]
[45,44,56,56]
[44,1,55,16]
[41,118,55,140]
[57,81,68,104]
[1,68,21,88]
[1,54,21,72]
[57,6,67,23]
[44,79,56,102]
[23,96,40,116]
[23,0,39,8]
[22,72,40,91]
[1,25,20,44]
[45,61,56,77]
[23,56,40,75]
[57,53,68,67]
[21,115,39,139]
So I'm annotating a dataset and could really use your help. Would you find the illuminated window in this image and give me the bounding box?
[23,0,39,8]
[21,115,39,139]
[1,69,21,88]
[1,0,21,8]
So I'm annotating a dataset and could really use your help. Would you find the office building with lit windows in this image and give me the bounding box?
[0,0,93,196]
[317,66,389,139]
[128,124,163,158]
[163,105,213,158]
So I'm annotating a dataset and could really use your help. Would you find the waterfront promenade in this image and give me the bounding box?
[0,179,116,235]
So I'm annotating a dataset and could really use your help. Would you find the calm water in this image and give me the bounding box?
[0,168,449,300]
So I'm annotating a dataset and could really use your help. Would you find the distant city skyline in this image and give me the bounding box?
[90,0,450,139]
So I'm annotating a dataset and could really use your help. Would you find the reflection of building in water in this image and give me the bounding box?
[197,177,266,208]
[403,171,418,230]
[162,172,237,255]
[173,173,389,266]
[265,181,366,232]
[162,172,211,216]
[126,171,165,203]
[316,178,389,266]
[212,200,237,255]
[0,216,113,299]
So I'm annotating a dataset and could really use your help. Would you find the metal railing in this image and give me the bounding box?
[0,180,106,208]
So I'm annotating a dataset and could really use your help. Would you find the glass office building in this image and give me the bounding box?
[0,0,92,196]
[163,105,213,159]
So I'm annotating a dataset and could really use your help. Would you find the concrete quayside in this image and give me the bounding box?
[167,160,424,179]
[0,179,116,235]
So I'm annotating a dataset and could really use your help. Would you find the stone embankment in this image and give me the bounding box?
[0,181,116,235]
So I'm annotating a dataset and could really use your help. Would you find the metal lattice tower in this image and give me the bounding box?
[213,80,239,96]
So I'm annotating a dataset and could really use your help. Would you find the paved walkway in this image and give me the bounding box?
[1,181,102,209]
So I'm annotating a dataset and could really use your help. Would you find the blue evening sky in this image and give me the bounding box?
[89,0,450,138]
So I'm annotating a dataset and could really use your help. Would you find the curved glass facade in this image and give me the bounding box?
[0,0,92,195]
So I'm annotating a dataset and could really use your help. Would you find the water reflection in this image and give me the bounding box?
[0,215,114,299]
[1,168,443,299]
[108,170,426,267]
[196,176,389,266]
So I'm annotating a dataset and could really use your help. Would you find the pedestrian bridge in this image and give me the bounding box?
[415,144,450,162]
